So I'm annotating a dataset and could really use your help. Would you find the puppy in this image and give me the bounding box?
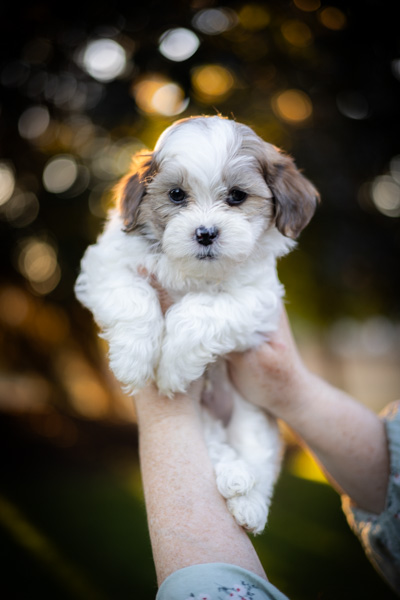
[75,115,318,533]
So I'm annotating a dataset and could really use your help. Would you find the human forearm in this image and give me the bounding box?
[134,385,267,585]
[228,309,390,514]
[276,369,390,513]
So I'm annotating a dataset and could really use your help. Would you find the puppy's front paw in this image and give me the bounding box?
[227,490,269,535]
[106,330,160,395]
[156,365,187,397]
[215,460,255,499]
[156,350,206,396]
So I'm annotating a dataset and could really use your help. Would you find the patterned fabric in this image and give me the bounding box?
[342,400,400,595]
[156,563,289,600]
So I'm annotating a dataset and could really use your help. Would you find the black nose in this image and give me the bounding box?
[195,226,219,246]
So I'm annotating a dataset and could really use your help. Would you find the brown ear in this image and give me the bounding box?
[115,152,157,232]
[265,150,319,239]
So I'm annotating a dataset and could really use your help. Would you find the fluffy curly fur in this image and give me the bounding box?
[75,116,318,533]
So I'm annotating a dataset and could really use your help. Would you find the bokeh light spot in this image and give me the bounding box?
[192,8,238,35]
[391,58,400,82]
[3,190,39,227]
[81,39,127,82]
[336,91,369,120]
[55,352,110,419]
[281,20,313,48]
[43,155,78,194]
[390,155,400,184]
[238,4,271,30]
[18,106,50,140]
[158,28,200,62]
[0,286,31,327]
[319,7,347,30]
[151,83,189,116]
[0,162,15,206]
[293,0,321,12]
[132,76,188,116]
[272,89,313,124]
[18,239,57,283]
[191,65,234,101]
[17,238,61,294]
[371,175,400,217]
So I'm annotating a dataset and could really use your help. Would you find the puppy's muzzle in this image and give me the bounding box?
[195,226,219,246]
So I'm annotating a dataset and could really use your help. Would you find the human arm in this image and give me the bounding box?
[133,383,267,586]
[228,308,390,514]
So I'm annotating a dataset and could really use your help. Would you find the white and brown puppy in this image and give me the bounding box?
[75,115,318,533]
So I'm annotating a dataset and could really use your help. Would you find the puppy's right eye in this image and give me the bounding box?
[169,188,187,203]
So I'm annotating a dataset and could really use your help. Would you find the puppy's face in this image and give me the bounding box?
[116,117,318,274]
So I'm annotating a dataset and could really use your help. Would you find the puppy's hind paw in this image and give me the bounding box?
[216,460,255,499]
[227,491,269,535]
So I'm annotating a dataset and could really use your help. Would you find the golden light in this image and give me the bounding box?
[17,238,61,294]
[319,7,347,30]
[238,4,271,30]
[0,286,31,327]
[293,0,321,11]
[272,89,313,124]
[88,183,114,218]
[287,448,328,484]
[151,83,189,116]
[55,352,110,419]
[281,20,313,48]
[132,76,188,116]
[191,65,234,101]
[33,305,70,345]
[0,374,51,414]
[0,162,15,206]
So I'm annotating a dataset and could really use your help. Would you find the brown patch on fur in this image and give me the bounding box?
[133,164,191,240]
[235,122,319,239]
[115,151,158,232]
[265,152,319,239]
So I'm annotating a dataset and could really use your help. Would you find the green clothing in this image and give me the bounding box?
[342,400,400,595]
[156,562,289,600]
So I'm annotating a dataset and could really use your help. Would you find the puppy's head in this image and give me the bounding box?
[117,116,319,273]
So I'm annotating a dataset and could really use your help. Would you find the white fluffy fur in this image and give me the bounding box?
[75,116,317,534]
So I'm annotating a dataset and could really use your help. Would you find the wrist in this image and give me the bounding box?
[264,363,315,421]
[134,385,201,429]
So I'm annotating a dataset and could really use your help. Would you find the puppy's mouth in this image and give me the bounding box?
[196,248,217,261]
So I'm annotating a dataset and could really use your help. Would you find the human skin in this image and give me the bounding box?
[228,308,390,514]
[133,383,267,586]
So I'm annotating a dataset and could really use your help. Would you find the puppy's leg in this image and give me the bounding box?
[75,242,164,394]
[201,362,255,499]
[225,391,283,534]
[201,407,256,500]
[157,288,279,394]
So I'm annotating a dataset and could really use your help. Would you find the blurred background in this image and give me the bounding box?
[0,0,399,598]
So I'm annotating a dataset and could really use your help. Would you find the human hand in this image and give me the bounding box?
[227,307,309,419]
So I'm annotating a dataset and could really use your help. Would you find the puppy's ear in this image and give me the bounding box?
[115,152,157,232]
[264,147,319,239]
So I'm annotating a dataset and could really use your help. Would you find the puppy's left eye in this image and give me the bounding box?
[227,189,248,206]
[169,188,187,203]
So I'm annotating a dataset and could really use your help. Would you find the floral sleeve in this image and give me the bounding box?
[342,400,400,595]
[156,563,289,600]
